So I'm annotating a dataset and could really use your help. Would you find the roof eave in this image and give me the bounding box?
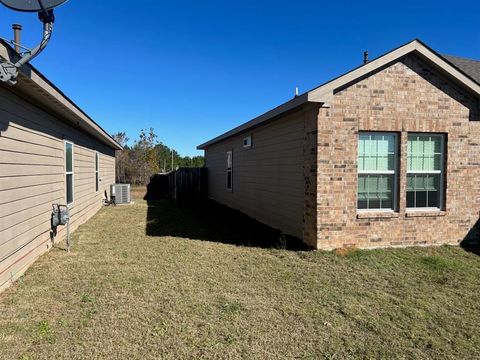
[197,93,312,150]
[0,40,123,151]
[200,39,480,151]
[308,39,480,104]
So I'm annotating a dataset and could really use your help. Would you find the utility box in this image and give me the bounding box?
[52,204,70,227]
[111,184,131,205]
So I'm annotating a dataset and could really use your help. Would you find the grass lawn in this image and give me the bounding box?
[1,189,480,359]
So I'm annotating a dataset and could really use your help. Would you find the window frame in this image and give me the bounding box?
[357,132,399,212]
[226,150,233,192]
[243,135,252,149]
[95,151,100,193]
[406,133,445,211]
[65,140,74,206]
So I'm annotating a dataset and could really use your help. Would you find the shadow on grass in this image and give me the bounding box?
[145,199,308,251]
[461,218,480,256]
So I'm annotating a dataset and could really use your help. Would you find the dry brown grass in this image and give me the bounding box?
[1,192,480,359]
[130,185,147,201]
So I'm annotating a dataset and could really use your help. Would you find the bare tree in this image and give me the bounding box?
[112,132,129,183]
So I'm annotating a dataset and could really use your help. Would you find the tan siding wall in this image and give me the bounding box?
[0,85,116,293]
[205,111,306,238]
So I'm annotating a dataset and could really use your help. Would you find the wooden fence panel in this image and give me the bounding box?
[145,168,207,201]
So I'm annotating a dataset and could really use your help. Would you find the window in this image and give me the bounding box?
[95,151,99,192]
[243,135,252,148]
[407,134,445,209]
[65,141,74,205]
[358,133,398,210]
[226,150,233,191]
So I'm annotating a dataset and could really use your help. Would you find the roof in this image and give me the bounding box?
[198,39,480,150]
[0,40,122,151]
[442,54,480,84]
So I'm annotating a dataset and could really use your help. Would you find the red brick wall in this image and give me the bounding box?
[312,54,480,249]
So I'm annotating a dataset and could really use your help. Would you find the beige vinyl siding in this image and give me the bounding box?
[205,110,305,238]
[0,85,115,293]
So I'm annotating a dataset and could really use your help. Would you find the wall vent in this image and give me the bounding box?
[243,135,252,148]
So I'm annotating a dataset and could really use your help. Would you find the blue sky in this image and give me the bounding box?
[0,0,479,156]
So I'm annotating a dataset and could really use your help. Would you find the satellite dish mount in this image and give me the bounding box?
[0,0,68,85]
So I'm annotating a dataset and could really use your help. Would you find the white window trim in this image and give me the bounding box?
[357,208,396,213]
[226,150,233,192]
[406,133,445,211]
[65,140,74,206]
[358,170,395,175]
[243,135,252,149]
[406,207,443,212]
[357,132,399,212]
[95,151,100,192]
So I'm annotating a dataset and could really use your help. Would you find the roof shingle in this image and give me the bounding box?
[442,54,480,84]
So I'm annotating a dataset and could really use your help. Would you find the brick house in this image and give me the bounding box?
[198,39,480,250]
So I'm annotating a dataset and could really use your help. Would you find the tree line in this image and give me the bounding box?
[112,128,204,185]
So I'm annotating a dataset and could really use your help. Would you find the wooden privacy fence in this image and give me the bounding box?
[145,168,207,201]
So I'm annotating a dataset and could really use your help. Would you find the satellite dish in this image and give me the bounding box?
[0,0,70,85]
[0,0,68,12]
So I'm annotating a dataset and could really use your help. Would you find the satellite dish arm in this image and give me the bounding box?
[16,21,53,67]
[0,7,55,85]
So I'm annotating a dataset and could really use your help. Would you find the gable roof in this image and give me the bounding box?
[0,40,122,151]
[198,39,480,150]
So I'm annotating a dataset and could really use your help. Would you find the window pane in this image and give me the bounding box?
[357,199,368,209]
[96,173,99,192]
[65,143,73,172]
[364,136,377,156]
[381,195,392,209]
[227,152,232,170]
[66,174,73,204]
[415,175,425,190]
[407,174,441,208]
[369,196,381,210]
[95,153,99,171]
[425,174,439,191]
[358,174,394,210]
[363,156,376,171]
[416,191,427,207]
[406,175,414,191]
[358,175,366,193]
[366,175,379,193]
[406,190,415,208]
[227,171,232,190]
[358,133,396,171]
[407,135,442,171]
[428,190,439,208]
[377,156,389,171]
